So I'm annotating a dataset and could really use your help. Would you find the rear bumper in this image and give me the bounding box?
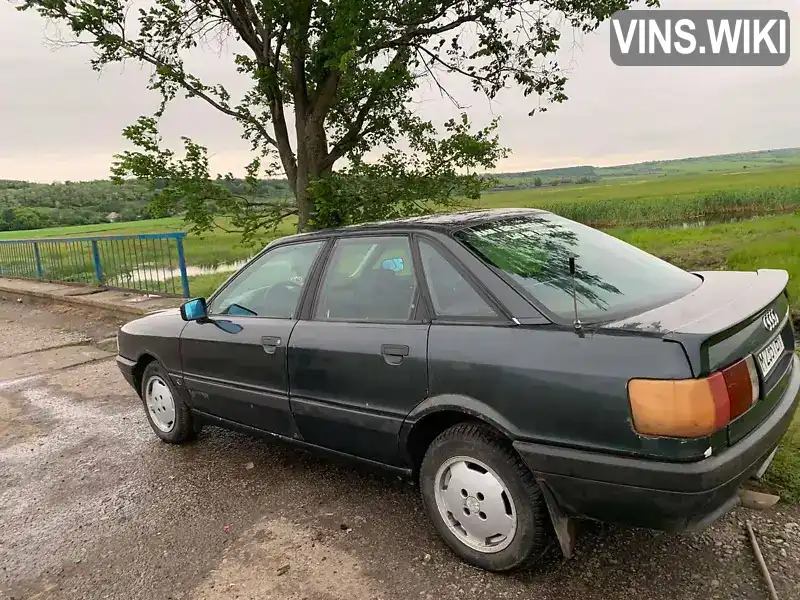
[514,354,800,533]
[116,355,137,391]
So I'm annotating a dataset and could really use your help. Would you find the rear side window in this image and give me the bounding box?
[418,240,497,319]
[454,214,701,323]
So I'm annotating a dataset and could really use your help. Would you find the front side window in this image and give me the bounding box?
[454,213,701,323]
[314,236,418,322]
[208,241,324,318]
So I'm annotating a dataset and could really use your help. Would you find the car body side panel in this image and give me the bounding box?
[117,309,187,385]
[288,320,429,466]
[180,317,301,438]
[402,392,521,437]
[516,355,800,532]
[424,323,726,462]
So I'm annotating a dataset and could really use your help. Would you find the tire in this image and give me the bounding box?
[420,423,549,572]
[140,361,199,444]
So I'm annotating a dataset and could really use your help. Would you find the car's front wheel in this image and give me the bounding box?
[420,423,549,572]
[140,361,199,444]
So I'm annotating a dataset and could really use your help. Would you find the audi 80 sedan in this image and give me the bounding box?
[117,209,799,572]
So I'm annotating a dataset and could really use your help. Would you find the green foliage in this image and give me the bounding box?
[19,0,658,237]
[111,118,294,245]
[310,115,507,228]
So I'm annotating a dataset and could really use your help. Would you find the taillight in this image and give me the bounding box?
[723,355,760,420]
[628,356,760,438]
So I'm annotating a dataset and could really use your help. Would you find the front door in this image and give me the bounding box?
[288,234,429,467]
[180,240,326,437]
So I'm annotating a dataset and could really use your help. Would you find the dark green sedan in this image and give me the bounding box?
[116,209,800,572]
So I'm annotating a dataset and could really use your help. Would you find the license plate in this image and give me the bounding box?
[757,334,785,377]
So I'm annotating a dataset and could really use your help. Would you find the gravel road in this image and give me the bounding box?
[1,298,798,600]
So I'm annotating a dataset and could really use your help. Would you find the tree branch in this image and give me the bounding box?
[310,69,342,122]
[100,26,281,152]
[368,11,489,53]
[324,49,408,168]
[289,0,313,117]
[416,48,464,108]
[213,0,265,60]
[414,44,495,86]
[269,97,297,186]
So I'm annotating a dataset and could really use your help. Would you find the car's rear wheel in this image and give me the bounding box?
[140,361,198,444]
[420,423,549,572]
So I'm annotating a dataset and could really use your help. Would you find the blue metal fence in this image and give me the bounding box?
[0,232,191,297]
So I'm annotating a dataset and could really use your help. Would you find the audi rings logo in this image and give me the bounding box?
[763,309,780,332]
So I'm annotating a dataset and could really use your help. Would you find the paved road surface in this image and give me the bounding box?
[1,299,799,600]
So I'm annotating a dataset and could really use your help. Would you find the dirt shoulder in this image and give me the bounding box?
[0,299,798,600]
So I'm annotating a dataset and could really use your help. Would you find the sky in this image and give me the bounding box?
[0,0,797,183]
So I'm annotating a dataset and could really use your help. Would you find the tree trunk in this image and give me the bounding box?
[295,173,313,232]
[294,118,330,233]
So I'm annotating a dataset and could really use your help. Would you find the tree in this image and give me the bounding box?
[533,177,543,188]
[17,0,658,239]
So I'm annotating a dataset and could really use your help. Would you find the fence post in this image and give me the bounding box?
[91,240,104,284]
[33,242,43,279]
[175,236,190,298]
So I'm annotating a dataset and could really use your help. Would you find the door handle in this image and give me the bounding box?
[261,336,282,355]
[381,344,410,357]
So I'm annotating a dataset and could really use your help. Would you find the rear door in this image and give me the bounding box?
[287,234,429,467]
[180,240,326,437]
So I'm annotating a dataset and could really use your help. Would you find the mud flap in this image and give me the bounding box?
[538,480,577,559]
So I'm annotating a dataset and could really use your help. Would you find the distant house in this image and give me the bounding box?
[106,212,121,223]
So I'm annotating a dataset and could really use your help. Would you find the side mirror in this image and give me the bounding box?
[180,297,208,322]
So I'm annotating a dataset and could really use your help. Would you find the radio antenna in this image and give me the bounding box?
[569,257,582,332]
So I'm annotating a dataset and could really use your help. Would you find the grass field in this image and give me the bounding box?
[612,213,800,315]
[481,166,800,228]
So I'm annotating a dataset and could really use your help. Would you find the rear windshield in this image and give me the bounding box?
[454,213,702,323]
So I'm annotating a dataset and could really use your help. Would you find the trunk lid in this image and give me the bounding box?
[604,269,796,445]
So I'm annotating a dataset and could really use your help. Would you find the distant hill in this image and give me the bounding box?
[0,178,291,232]
[2,147,798,232]
[595,148,800,178]
[489,147,800,191]
[498,165,598,180]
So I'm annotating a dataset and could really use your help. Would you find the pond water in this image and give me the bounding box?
[108,258,251,288]
[669,214,771,230]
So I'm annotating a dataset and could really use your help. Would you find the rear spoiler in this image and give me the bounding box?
[662,269,789,338]
[663,269,790,376]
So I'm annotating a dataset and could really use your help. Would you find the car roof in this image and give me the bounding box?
[277,208,549,243]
